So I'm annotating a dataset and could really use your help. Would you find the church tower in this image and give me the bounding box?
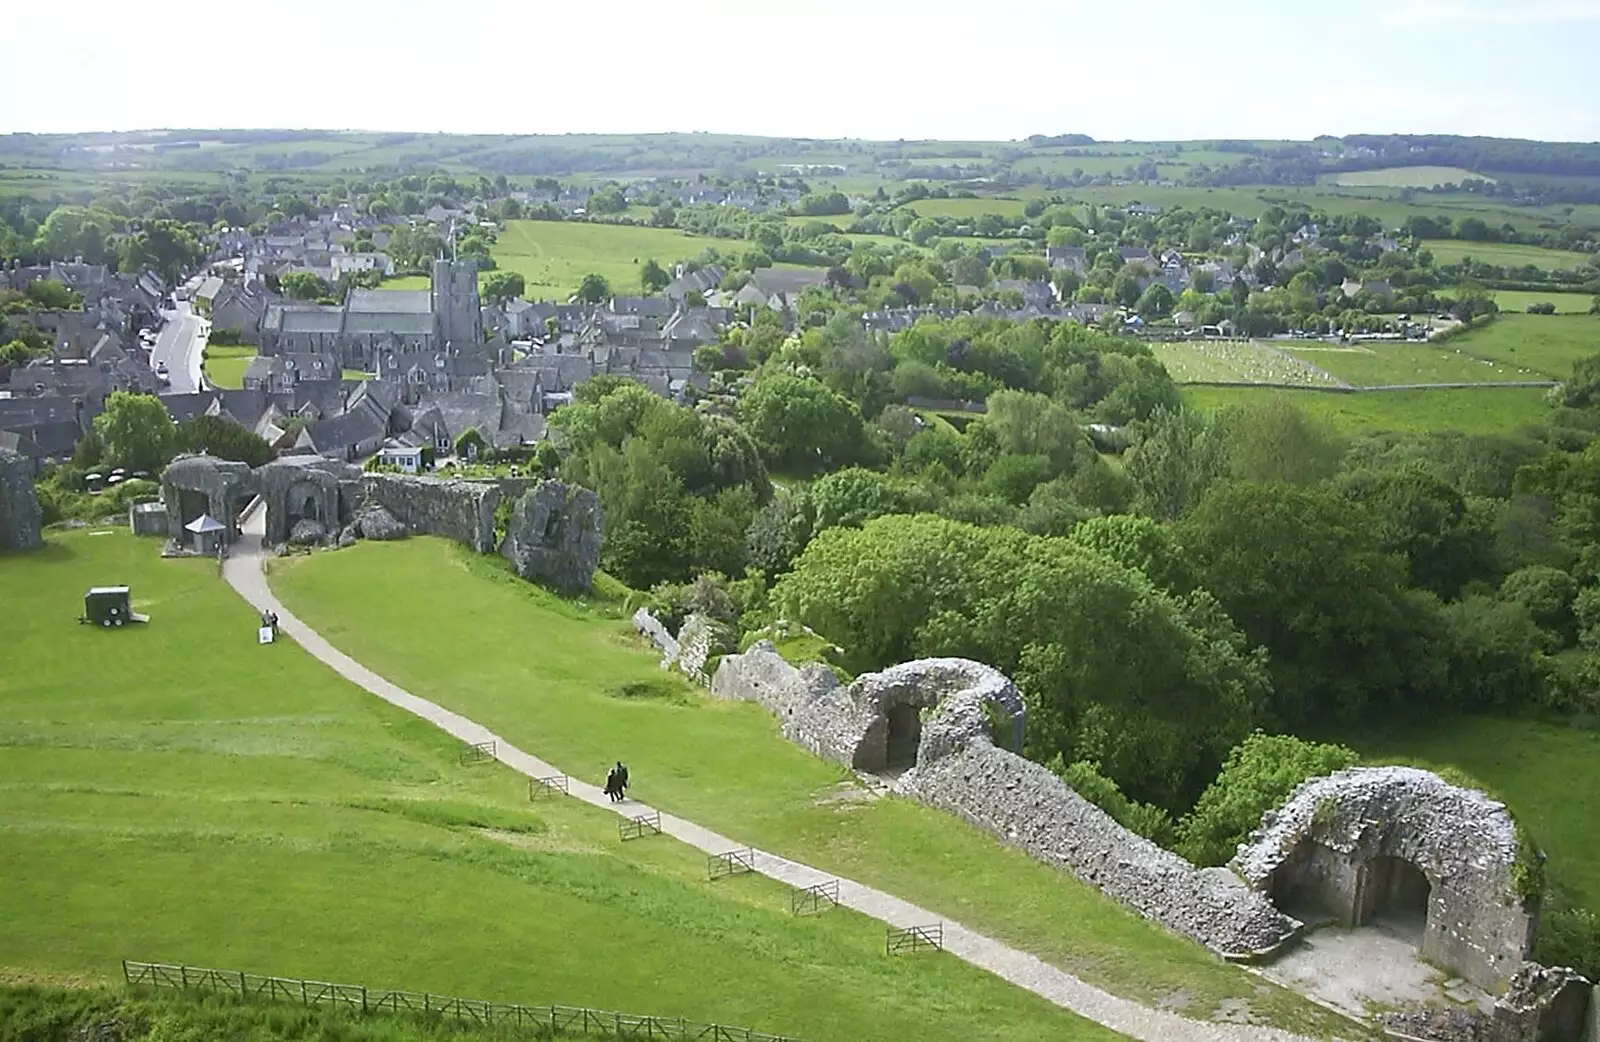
[431,259,483,353]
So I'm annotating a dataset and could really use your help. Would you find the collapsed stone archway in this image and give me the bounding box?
[1233,766,1537,991]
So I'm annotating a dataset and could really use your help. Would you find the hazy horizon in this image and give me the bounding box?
[4,0,1599,143]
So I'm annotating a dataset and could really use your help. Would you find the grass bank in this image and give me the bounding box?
[0,529,1113,1042]
[269,537,1357,1038]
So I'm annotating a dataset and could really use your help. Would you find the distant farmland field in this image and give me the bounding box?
[899,196,1028,219]
[1445,313,1600,378]
[1180,385,1551,435]
[1331,166,1491,188]
[492,220,731,300]
[1423,239,1596,271]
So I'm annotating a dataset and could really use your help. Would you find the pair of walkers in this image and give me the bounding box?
[603,761,630,802]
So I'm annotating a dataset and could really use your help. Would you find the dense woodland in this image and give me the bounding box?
[531,313,1600,977]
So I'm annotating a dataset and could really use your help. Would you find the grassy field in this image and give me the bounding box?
[1446,314,1600,378]
[381,275,431,291]
[1423,239,1596,271]
[898,197,1028,220]
[1492,289,1596,315]
[1180,385,1552,435]
[1284,342,1524,386]
[492,221,729,301]
[1347,716,1600,910]
[0,530,1120,1042]
[201,344,256,389]
[267,539,1356,1038]
[1150,340,1341,386]
[1329,166,1490,189]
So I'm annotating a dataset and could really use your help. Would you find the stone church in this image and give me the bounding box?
[260,260,483,370]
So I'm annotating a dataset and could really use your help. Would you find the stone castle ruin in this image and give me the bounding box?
[711,643,1301,959]
[152,453,603,589]
[0,448,44,551]
[709,641,1596,1038]
[1231,766,1538,992]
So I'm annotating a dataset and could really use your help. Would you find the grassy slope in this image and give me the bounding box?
[492,221,728,301]
[269,539,1354,1038]
[202,345,257,389]
[1423,239,1595,270]
[0,530,1116,1042]
[1444,313,1600,379]
[1180,385,1551,435]
[1347,716,1600,909]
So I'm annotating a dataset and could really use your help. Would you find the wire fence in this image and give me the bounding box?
[122,961,800,1042]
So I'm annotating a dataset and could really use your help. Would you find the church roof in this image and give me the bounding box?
[346,289,432,314]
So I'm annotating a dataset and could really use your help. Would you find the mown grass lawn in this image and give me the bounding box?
[269,539,1358,1038]
[201,344,256,389]
[1346,715,1600,910]
[492,221,732,301]
[0,530,1120,1042]
[1180,385,1552,435]
[1446,313,1600,379]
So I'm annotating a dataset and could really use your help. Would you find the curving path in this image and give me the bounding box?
[222,510,1330,1042]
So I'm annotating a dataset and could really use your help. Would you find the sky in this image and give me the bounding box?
[3,0,1599,142]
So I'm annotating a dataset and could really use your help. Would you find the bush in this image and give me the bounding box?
[1177,732,1360,866]
[1535,902,1600,979]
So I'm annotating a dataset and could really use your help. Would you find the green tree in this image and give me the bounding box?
[280,272,331,301]
[1179,482,1440,727]
[737,374,871,474]
[1216,399,1343,486]
[92,391,174,472]
[1124,406,1228,520]
[177,415,275,468]
[1499,565,1579,648]
[576,273,611,304]
[23,279,82,310]
[481,271,526,304]
[640,258,670,294]
[1177,733,1360,866]
[118,220,202,283]
[1135,283,1174,319]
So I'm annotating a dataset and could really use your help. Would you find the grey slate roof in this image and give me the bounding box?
[346,288,432,314]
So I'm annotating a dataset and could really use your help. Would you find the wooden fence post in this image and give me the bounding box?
[361,986,368,1013]
[179,965,188,990]
[240,970,248,997]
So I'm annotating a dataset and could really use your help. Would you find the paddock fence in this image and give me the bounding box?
[529,774,570,800]
[122,961,800,1042]
[886,924,943,955]
[791,880,839,916]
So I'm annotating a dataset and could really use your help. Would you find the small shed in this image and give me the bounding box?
[184,513,227,553]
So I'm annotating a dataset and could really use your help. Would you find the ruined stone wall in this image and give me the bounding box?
[0,448,43,550]
[709,643,1300,959]
[497,480,602,591]
[359,473,500,552]
[1232,767,1537,991]
[911,742,1300,958]
[160,454,255,545]
[632,608,678,666]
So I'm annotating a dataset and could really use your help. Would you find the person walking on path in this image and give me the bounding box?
[615,761,630,801]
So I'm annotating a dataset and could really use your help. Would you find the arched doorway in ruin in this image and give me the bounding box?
[884,703,921,770]
[1358,855,1432,942]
